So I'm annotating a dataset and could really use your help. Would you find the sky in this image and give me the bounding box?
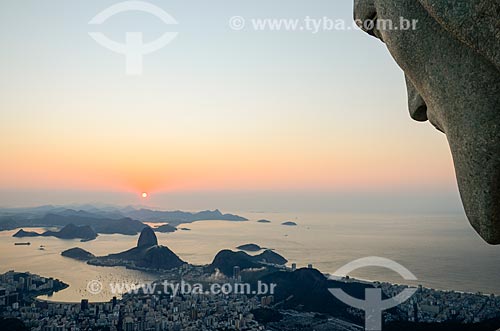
[0,0,461,212]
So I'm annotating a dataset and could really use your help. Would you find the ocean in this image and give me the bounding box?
[0,212,498,302]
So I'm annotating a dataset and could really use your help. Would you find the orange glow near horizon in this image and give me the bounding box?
[0,76,458,195]
[0,3,461,201]
[0,131,457,194]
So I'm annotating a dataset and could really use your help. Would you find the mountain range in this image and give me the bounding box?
[0,205,247,235]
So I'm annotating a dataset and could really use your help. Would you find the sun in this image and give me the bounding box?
[141,192,148,198]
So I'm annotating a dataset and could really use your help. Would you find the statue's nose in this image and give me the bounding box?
[354,0,378,36]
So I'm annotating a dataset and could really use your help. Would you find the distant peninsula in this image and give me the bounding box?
[124,209,248,226]
[4,211,144,236]
[13,224,97,242]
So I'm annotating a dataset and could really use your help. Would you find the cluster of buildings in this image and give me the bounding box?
[3,292,264,331]
[0,270,267,331]
[118,292,263,331]
[2,268,500,330]
[266,311,362,331]
[380,282,500,324]
[3,299,115,331]
[0,271,64,309]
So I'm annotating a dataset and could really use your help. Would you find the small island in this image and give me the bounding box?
[61,247,96,261]
[154,224,177,233]
[237,243,263,252]
[281,221,297,226]
[257,219,271,223]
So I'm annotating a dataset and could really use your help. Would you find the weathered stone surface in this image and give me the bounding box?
[354,0,500,244]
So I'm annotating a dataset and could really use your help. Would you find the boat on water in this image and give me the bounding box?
[14,242,31,246]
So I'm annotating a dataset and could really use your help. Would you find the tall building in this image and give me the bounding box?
[233,266,241,282]
[123,317,134,331]
[26,276,33,289]
[81,299,89,311]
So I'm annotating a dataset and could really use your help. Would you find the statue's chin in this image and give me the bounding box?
[406,83,500,244]
[447,128,500,244]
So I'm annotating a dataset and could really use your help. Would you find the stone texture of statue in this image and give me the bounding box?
[354,0,500,244]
